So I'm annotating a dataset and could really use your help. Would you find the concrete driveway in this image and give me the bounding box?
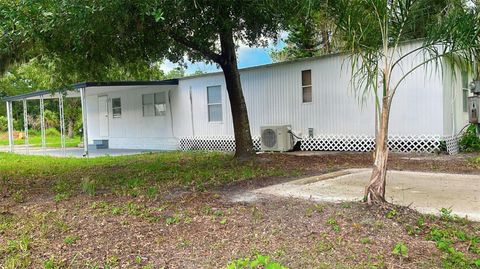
[254,168,480,221]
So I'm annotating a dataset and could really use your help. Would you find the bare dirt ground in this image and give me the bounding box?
[1,152,479,268]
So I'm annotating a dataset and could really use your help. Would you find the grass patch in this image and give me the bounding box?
[0,131,81,148]
[0,151,294,201]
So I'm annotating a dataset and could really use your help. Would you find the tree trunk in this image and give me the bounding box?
[218,30,255,160]
[67,119,74,138]
[365,95,391,205]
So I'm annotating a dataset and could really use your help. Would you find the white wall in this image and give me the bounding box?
[442,61,472,137]
[85,85,178,150]
[175,44,445,139]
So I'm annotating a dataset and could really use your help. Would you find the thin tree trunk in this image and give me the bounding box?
[365,96,391,204]
[219,30,255,160]
[67,119,74,138]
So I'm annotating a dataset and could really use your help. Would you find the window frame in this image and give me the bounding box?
[111,97,122,118]
[301,69,313,103]
[207,85,223,123]
[142,92,167,117]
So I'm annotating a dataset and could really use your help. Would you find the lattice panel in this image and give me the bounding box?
[301,134,375,152]
[444,135,460,155]
[180,134,444,153]
[179,136,261,152]
[301,134,442,153]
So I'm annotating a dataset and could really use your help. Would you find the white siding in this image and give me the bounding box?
[85,85,178,150]
[175,46,445,139]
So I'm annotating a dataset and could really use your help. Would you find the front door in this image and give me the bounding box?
[98,95,109,137]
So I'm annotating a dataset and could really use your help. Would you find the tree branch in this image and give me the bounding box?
[167,31,222,64]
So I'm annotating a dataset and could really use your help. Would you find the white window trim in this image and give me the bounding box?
[207,86,223,123]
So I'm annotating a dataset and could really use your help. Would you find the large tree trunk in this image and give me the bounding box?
[365,95,391,205]
[219,30,256,160]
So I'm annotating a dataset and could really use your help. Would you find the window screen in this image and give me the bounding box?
[207,86,222,122]
[142,94,154,117]
[302,70,312,103]
[155,92,167,116]
[112,98,122,118]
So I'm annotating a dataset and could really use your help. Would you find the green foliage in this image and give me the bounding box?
[326,217,340,232]
[0,116,7,132]
[270,4,335,62]
[63,235,80,245]
[392,242,409,259]
[427,226,480,268]
[459,125,480,152]
[43,256,64,269]
[226,254,288,269]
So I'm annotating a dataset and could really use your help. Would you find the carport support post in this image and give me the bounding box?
[59,95,66,155]
[23,99,29,154]
[40,95,46,154]
[6,101,14,153]
[80,87,89,157]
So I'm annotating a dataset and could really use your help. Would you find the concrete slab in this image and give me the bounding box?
[254,169,480,221]
[0,146,160,158]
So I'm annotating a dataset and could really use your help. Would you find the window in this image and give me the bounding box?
[302,70,312,103]
[142,92,167,117]
[207,86,222,122]
[462,70,469,112]
[142,94,154,117]
[112,98,122,118]
[154,92,167,116]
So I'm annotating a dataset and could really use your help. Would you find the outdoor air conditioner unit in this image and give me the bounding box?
[260,125,294,152]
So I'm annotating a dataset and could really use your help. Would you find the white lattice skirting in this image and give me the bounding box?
[179,136,261,152]
[301,134,442,153]
[444,135,461,155]
[179,134,457,154]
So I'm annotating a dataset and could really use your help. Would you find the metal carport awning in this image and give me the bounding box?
[2,79,179,157]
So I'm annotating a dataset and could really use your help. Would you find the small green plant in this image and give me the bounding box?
[81,177,97,195]
[386,209,397,219]
[43,256,64,269]
[11,190,25,203]
[64,235,80,245]
[220,218,227,225]
[226,254,288,269]
[392,242,408,260]
[166,216,180,225]
[326,217,340,232]
[360,237,371,244]
[440,207,453,220]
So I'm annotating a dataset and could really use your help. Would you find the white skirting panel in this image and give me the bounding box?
[179,136,261,151]
[179,134,447,154]
[302,134,442,153]
[107,137,179,150]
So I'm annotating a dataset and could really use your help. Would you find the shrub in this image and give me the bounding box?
[45,128,60,136]
[459,125,480,152]
[0,116,7,132]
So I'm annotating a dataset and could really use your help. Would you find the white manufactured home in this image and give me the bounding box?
[3,42,474,155]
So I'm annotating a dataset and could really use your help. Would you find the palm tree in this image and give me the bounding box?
[329,0,479,204]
